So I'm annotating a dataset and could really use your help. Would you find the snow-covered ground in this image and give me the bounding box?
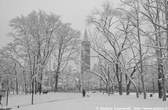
[1,92,168,110]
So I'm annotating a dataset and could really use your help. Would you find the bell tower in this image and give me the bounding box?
[81,30,90,90]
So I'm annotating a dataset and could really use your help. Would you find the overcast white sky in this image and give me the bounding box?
[0,0,120,48]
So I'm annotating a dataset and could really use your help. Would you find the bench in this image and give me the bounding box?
[42,90,48,94]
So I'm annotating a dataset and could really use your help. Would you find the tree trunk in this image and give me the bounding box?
[152,78,155,93]
[6,88,9,106]
[140,74,146,99]
[162,74,166,101]
[154,0,163,99]
[118,81,122,95]
[14,63,19,95]
[6,79,9,106]
[16,78,18,95]
[125,74,131,95]
[126,81,131,95]
[126,67,136,95]
[119,71,123,95]
[138,74,141,94]
[39,72,42,94]
[54,73,59,92]
[106,83,108,94]
[163,0,168,101]
[115,63,123,95]
[156,33,163,98]
[136,0,146,99]
[31,79,34,105]
[24,82,27,95]
[158,63,163,98]
[111,84,114,94]
[54,52,61,92]
[34,78,37,94]
[23,70,27,94]
[99,79,102,92]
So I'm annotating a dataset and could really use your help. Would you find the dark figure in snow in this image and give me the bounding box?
[82,89,86,97]
[149,94,153,97]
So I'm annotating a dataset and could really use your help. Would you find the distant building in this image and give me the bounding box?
[81,30,90,90]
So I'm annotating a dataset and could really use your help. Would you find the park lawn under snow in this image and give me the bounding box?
[1,92,168,110]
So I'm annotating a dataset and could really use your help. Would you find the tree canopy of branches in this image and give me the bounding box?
[87,0,168,101]
[0,10,80,104]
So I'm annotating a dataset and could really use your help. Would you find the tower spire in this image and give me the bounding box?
[81,29,90,92]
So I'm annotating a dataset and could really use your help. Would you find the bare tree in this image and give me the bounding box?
[9,10,62,104]
[87,2,139,96]
[139,0,167,101]
[120,0,147,99]
[53,23,80,92]
[140,0,164,99]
